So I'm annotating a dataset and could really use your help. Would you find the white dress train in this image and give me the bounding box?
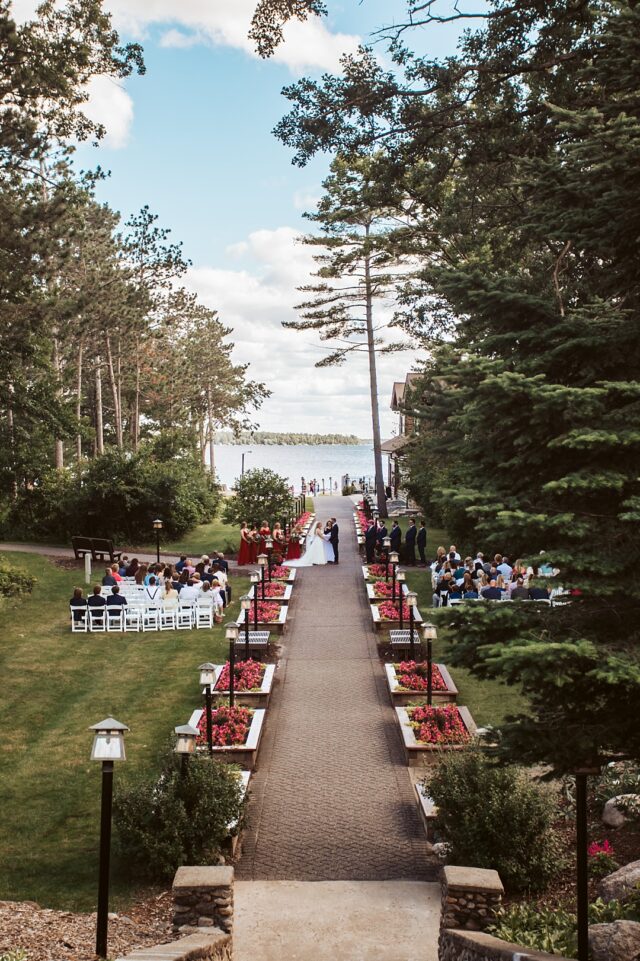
[287,532,328,567]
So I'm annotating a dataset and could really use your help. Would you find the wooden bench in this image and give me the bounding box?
[72,537,122,562]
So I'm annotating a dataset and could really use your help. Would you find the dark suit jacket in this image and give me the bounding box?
[365,525,377,544]
[405,525,417,545]
[376,525,388,544]
[390,527,401,550]
[417,527,427,546]
[106,593,127,607]
[330,523,339,545]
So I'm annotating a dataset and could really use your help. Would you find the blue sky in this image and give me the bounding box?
[14,0,471,436]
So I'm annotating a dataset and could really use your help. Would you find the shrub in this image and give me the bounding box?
[426,750,560,892]
[0,555,36,597]
[113,750,245,881]
[594,761,640,810]
[222,468,292,529]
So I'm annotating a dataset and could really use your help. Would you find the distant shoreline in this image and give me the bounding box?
[214,433,372,446]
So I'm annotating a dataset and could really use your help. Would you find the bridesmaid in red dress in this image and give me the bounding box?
[237,522,252,566]
[248,525,259,563]
[286,523,302,560]
[272,522,286,560]
[259,521,271,555]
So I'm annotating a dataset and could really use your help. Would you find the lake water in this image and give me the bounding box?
[212,442,376,491]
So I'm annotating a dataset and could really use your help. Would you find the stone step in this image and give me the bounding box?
[234,880,441,961]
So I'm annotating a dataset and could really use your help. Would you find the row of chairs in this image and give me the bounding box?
[70,599,220,633]
[434,593,555,608]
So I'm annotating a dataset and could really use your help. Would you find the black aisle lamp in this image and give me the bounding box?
[396,570,406,610]
[422,623,437,702]
[265,536,274,581]
[153,518,163,564]
[575,764,600,961]
[174,723,198,775]
[250,571,260,629]
[225,621,239,707]
[257,553,267,598]
[383,535,391,581]
[198,662,216,755]
[389,550,399,601]
[240,593,252,659]
[89,717,129,960]
[407,590,418,657]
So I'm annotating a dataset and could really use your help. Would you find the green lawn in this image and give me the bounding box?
[0,551,248,910]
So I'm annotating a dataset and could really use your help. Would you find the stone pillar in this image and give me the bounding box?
[440,865,504,931]
[172,866,234,935]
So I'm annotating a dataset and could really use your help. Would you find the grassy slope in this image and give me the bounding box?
[0,551,248,910]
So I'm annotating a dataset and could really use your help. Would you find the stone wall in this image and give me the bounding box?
[113,930,232,961]
[440,866,504,931]
[439,929,572,961]
[172,866,234,936]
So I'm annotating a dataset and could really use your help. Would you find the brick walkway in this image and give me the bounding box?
[237,496,437,880]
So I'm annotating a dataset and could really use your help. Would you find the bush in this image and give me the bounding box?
[426,750,560,892]
[489,891,640,959]
[594,761,640,810]
[6,435,220,542]
[113,750,245,881]
[0,555,36,597]
[222,468,292,529]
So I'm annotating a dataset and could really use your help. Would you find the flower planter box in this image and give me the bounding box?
[270,566,296,583]
[189,707,266,771]
[248,584,293,604]
[371,603,424,633]
[366,582,409,603]
[224,769,251,856]
[395,705,477,766]
[384,662,458,705]
[235,604,287,634]
[415,782,438,840]
[213,663,276,707]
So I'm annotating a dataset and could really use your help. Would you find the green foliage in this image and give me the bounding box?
[589,851,619,880]
[6,438,220,542]
[0,952,27,961]
[489,891,640,959]
[215,431,361,445]
[223,467,293,528]
[427,751,560,893]
[0,555,36,597]
[594,762,640,810]
[113,750,245,882]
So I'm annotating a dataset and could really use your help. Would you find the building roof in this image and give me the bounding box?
[380,435,412,455]
[390,372,422,410]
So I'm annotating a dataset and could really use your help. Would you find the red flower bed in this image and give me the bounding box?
[367,563,388,577]
[394,661,446,692]
[357,510,368,529]
[196,704,253,746]
[408,704,471,745]
[256,582,286,598]
[297,511,311,526]
[214,660,266,692]
[378,600,410,621]
[270,565,291,579]
[373,580,400,598]
[256,600,281,622]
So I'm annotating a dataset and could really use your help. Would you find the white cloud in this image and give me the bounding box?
[83,75,134,149]
[159,28,203,48]
[186,226,416,435]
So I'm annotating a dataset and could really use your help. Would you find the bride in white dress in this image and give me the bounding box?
[288,522,333,567]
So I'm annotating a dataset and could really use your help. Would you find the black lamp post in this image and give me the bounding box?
[174,723,198,775]
[265,536,273,581]
[407,591,418,658]
[225,622,239,707]
[389,550,399,601]
[198,662,216,755]
[240,593,252,658]
[383,535,391,581]
[89,717,129,959]
[153,518,163,564]
[250,571,260,628]
[257,553,267,598]
[423,623,437,703]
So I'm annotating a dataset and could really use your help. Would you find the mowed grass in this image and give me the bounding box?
[0,551,248,910]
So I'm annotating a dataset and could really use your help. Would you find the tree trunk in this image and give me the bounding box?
[206,386,215,477]
[363,229,388,517]
[7,383,18,500]
[198,418,206,467]
[52,336,64,470]
[105,334,123,448]
[95,363,104,455]
[76,340,84,462]
[132,349,140,450]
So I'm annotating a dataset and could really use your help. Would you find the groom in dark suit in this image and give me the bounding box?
[330,517,339,564]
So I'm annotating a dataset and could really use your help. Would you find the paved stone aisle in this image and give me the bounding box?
[237,496,436,881]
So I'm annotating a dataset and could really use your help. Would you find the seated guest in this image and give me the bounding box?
[203,579,224,613]
[463,589,479,600]
[433,571,454,606]
[162,579,179,607]
[529,583,551,600]
[461,572,476,594]
[510,578,529,600]
[69,587,87,622]
[102,567,117,587]
[474,552,485,572]
[125,557,139,577]
[175,555,188,573]
[448,544,461,562]
[497,555,513,578]
[110,563,122,582]
[144,576,161,603]
[118,556,129,576]
[449,585,463,601]
[481,579,502,600]
[453,563,466,583]
[135,563,148,585]
[144,564,160,586]
[215,552,230,574]
[107,584,127,607]
[179,579,200,603]
[88,585,106,609]
[211,563,229,604]
[195,561,213,584]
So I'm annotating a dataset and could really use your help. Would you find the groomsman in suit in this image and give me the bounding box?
[330,517,339,564]
[417,519,427,566]
[405,517,417,565]
[390,520,402,553]
[376,521,388,547]
[365,521,377,563]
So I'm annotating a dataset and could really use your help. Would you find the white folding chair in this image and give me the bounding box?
[124,604,142,632]
[88,605,106,632]
[70,605,88,633]
[195,598,214,629]
[142,602,161,631]
[159,601,177,630]
[177,601,194,630]
[105,605,125,632]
